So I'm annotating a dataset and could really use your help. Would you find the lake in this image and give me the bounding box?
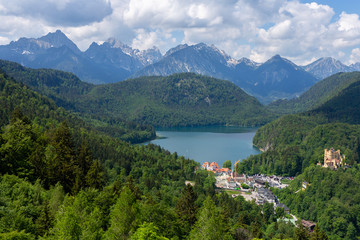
[147,126,261,168]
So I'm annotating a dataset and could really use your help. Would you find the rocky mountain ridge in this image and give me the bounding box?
[0,30,359,103]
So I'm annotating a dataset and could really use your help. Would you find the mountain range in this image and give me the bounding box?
[0,30,359,103]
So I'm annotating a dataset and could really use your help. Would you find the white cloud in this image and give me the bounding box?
[0,0,112,26]
[0,0,360,64]
[349,48,360,64]
[131,29,167,50]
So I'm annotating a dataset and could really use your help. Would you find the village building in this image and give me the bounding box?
[257,187,277,204]
[302,220,316,231]
[276,203,290,214]
[321,148,345,169]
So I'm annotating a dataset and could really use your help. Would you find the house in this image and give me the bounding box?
[202,161,220,171]
[255,179,265,186]
[209,162,220,170]
[276,203,290,214]
[302,220,316,231]
[257,187,276,204]
[202,162,210,169]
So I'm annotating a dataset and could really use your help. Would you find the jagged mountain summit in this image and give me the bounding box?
[303,57,354,79]
[245,55,318,103]
[133,47,317,103]
[0,30,162,84]
[0,30,359,103]
[132,43,238,81]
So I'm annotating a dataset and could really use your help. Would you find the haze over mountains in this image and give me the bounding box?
[1,30,360,103]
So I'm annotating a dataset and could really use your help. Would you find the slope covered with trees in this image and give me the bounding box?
[274,165,360,239]
[0,63,309,239]
[0,60,274,127]
[268,71,360,114]
[0,61,155,143]
[79,73,274,127]
[237,72,360,239]
[239,72,360,176]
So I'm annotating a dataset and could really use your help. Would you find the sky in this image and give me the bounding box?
[1,0,360,65]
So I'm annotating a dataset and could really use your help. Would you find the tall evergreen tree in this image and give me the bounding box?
[175,184,198,226]
[85,160,105,190]
[47,122,77,193]
[310,224,328,240]
[188,196,232,240]
[105,186,138,239]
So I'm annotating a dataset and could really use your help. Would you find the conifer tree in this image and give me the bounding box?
[310,224,328,240]
[85,160,105,190]
[47,122,77,193]
[175,184,198,226]
[105,186,138,239]
[188,196,232,240]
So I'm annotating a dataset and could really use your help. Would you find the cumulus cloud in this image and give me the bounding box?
[0,0,112,26]
[1,0,360,64]
[349,48,360,64]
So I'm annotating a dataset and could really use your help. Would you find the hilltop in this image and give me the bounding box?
[268,71,360,114]
[0,60,274,127]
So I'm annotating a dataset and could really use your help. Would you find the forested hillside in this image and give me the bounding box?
[239,72,360,176]
[237,72,360,239]
[274,165,360,239]
[268,71,360,114]
[0,60,275,127]
[79,73,273,127]
[0,61,156,143]
[0,63,307,239]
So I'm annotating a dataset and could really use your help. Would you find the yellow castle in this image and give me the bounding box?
[322,148,345,169]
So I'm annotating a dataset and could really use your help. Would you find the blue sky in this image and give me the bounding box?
[0,0,360,65]
[301,1,360,16]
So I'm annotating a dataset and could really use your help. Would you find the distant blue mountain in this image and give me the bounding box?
[133,46,317,103]
[303,57,355,80]
[0,30,162,84]
[0,31,358,103]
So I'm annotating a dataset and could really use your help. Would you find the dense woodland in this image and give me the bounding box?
[0,60,275,127]
[268,72,360,115]
[0,65,317,239]
[273,165,360,239]
[0,65,155,144]
[2,60,360,239]
[238,72,360,239]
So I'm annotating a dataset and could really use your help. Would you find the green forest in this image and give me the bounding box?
[268,72,360,115]
[273,165,360,239]
[0,63,316,239]
[237,72,360,239]
[0,60,274,127]
[2,60,360,239]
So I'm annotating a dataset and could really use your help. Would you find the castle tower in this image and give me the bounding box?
[323,148,344,169]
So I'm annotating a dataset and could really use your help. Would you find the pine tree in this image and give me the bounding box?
[35,201,54,236]
[175,184,198,226]
[47,122,77,193]
[188,196,232,240]
[85,160,105,190]
[105,186,138,239]
[295,220,310,240]
[175,184,198,236]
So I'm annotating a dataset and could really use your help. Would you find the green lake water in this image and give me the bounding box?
[148,126,261,167]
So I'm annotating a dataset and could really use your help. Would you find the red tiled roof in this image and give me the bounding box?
[210,162,219,169]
